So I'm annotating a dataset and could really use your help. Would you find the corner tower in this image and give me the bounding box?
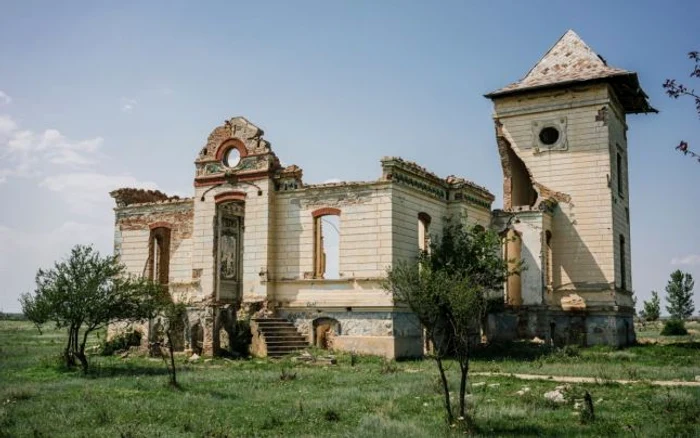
[485,30,656,346]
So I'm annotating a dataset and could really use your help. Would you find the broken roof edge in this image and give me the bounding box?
[110,187,188,208]
[381,156,495,201]
[484,74,658,114]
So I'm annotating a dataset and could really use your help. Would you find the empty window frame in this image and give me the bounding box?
[313,209,341,279]
[149,227,171,285]
[545,230,553,288]
[418,212,431,252]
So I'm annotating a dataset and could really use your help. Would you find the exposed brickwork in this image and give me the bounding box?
[214,191,246,204]
[311,207,341,218]
[110,188,180,207]
[149,221,173,230]
[214,138,248,161]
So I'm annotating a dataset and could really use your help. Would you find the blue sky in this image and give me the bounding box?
[1,0,699,313]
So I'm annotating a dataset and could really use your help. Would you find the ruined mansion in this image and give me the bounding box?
[110,31,655,358]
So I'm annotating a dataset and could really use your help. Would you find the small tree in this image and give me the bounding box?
[20,245,167,373]
[665,270,695,320]
[384,219,510,426]
[154,301,187,387]
[642,291,661,322]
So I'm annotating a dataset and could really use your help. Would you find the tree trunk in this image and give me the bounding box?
[75,328,92,374]
[64,326,76,368]
[457,335,472,428]
[435,355,453,424]
[459,361,467,418]
[165,330,177,387]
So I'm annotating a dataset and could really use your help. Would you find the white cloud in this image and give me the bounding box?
[0,91,11,105]
[671,254,700,266]
[41,172,158,215]
[0,117,104,182]
[0,115,17,136]
[323,178,342,184]
[120,98,137,112]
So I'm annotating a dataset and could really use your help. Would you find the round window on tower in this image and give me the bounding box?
[224,147,241,168]
[539,126,560,146]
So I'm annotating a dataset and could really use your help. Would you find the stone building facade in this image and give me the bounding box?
[110,30,654,357]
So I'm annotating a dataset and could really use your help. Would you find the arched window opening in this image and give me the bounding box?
[313,209,341,279]
[190,322,204,355]
[148,227,171,285]
[313,317,341,350]
[418,212,431,252]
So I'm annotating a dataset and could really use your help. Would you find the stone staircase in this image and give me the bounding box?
[252,317,308,358]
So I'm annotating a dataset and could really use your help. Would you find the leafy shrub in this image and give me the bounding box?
[561,344,580,358]
[544,344,580,363]
[230,319,252,357]
[652,388,700,424]
[100,330,142,356]
[660,319,688,336]
[324,409,340,422]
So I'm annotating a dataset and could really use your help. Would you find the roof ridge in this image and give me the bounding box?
[520,29,579,81]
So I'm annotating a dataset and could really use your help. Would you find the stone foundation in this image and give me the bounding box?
[486,306,636,347]
[277,308,423,359]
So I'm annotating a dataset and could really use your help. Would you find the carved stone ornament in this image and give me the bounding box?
[198,117,272,163]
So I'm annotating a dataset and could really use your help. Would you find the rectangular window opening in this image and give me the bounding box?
[149,228,171,285]
[314,215,340,279]
[617,151,624,197]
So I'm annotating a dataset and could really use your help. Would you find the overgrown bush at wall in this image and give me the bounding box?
[100,329,143,356]
[229,319,252,358]
[660,319,688,336]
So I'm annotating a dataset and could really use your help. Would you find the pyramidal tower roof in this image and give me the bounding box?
[486,30,656,113]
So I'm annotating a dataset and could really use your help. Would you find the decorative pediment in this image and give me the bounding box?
[195,117,280,186]
[197,117,271,163]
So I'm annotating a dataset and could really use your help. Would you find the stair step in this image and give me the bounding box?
[265,339,306,344]
[259,328,301,333]
[254,315,309,358]
[267,345,306,351]
[265,341,308,346]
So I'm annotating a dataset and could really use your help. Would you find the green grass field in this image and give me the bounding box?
[1,320,699,437]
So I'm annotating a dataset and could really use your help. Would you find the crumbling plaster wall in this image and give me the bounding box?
[493,84,617,299]
[391,185,447,264]
[114,199,194,291]
[272,182,393,281]
[391,185,492,265]
[111,199,197,346]
[510,211,552,306]
[278,309,422,358]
